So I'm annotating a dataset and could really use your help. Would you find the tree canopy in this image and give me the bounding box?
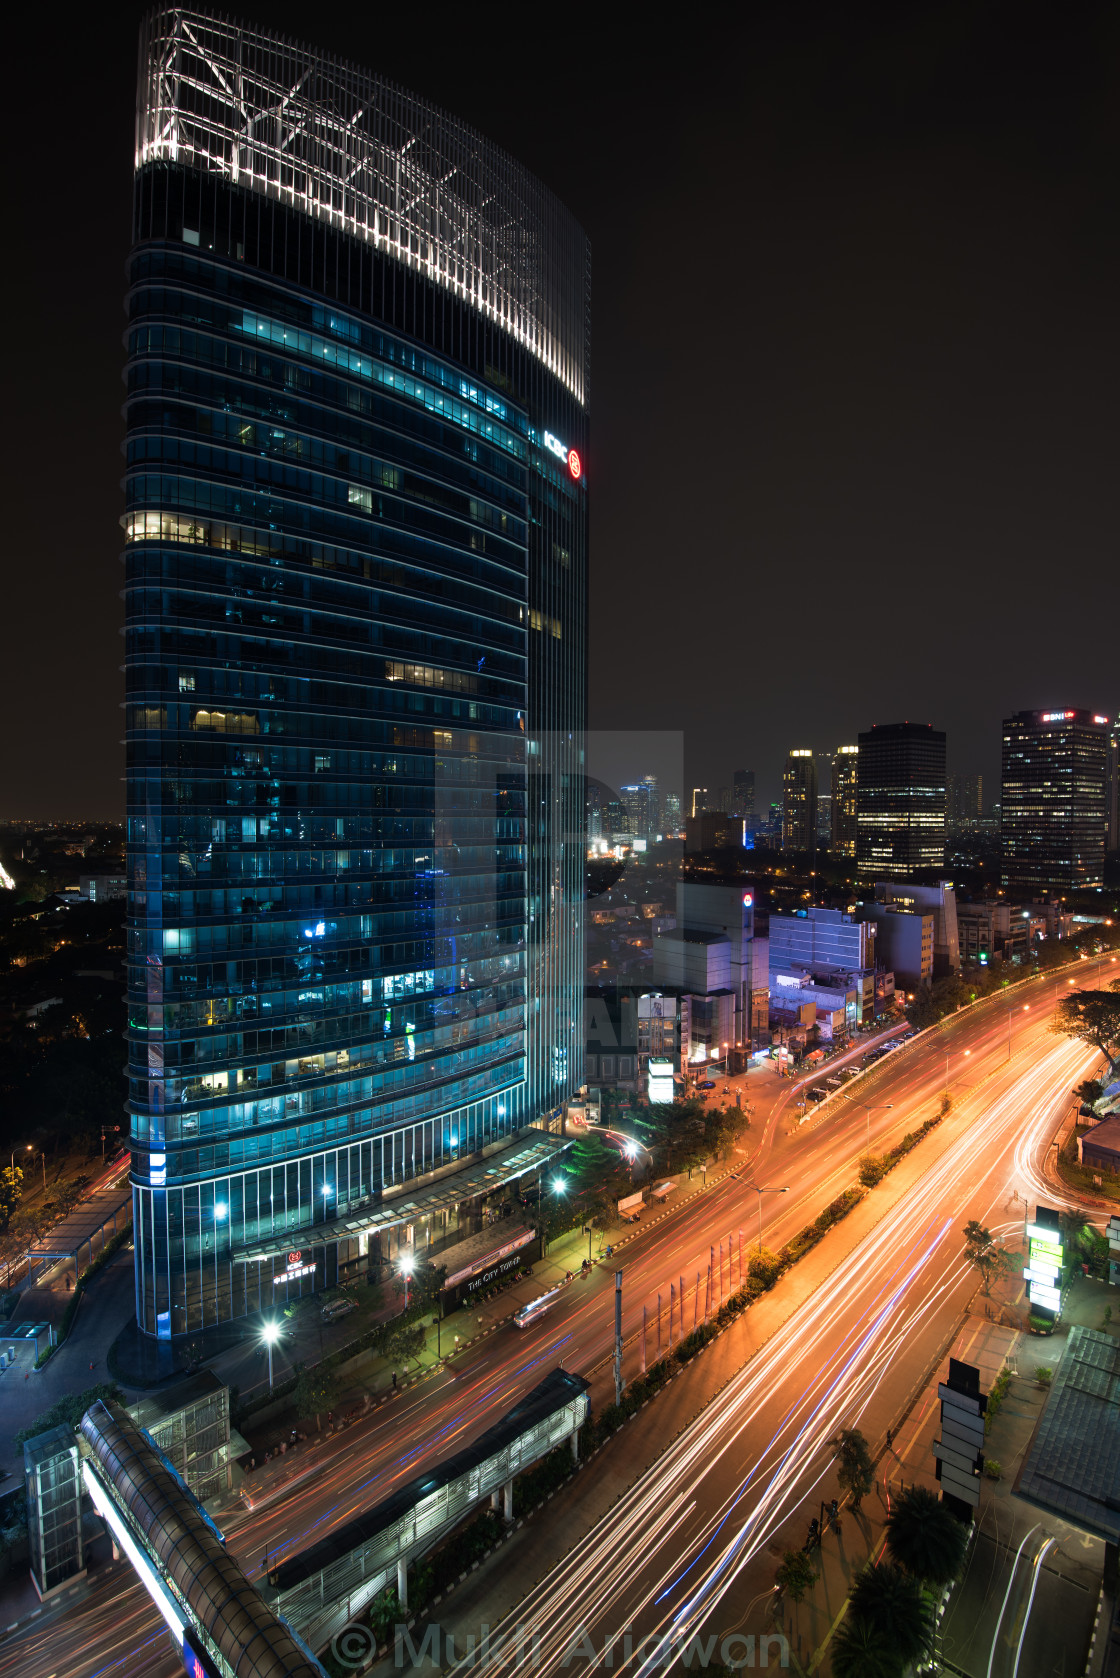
[15,1381,124,1447]
[848,1561,932,1668]
[830,1613,900,1678]
[1051,984,1120,1075]
[963,1220,1014,1297]
[775,1547,817,1603]
[833,1427,875,1511]
[885,1485,967,1586]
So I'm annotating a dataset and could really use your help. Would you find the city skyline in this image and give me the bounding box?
[6,4,1120,817]
[2,10,1120,1673]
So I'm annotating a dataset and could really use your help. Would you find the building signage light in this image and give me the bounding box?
[648,1057,675,1104]
[542,431,581,480]
[1025,1224,1063,1313]
[275,1248,318,1284]
[1041,711,1075,723]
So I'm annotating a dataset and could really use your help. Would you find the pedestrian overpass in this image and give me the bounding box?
[59,1368,587,1672]
[80,1399,328,1678]
[266,1368,590,1652]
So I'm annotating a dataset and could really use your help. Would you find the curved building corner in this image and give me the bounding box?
[124,8,588,1340]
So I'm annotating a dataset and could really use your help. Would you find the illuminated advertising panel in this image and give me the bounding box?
[1024,1223,1063,1313]
[648,1058,674,1104]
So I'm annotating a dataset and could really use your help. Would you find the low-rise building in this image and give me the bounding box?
[872,881,959,977]
[78,874,127,902]
[768,907,878,1024]
[1079,1119,1120,1178]
[861,905,934,994]
[653,929,731,994]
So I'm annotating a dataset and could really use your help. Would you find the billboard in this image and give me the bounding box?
[648,1057,675,1104]
[1024,1220,1063,1314]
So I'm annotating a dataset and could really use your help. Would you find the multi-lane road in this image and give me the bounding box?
[0,966,1103,1678]
[433,1028,1097,1678]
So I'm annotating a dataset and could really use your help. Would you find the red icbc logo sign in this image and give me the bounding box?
[287,1250,302,1267]
[543,431,582,481]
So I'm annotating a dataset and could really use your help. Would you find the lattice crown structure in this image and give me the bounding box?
[136,7,591,404]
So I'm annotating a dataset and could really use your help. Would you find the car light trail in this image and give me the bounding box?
[446,1036,1096,1678]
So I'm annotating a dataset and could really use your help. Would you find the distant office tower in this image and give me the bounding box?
[124,11,588,1342]
[1108,722,1120,851]
[642,774,661,836]
[782,750,818,852]
[816,794,832,843]
[732,769,755,819]
[620,778,659,843]
[716,786,733,815]
[691,788,708,819]
[663,792,683,834]
[587,781,603,843]
[856,723,946,877]
[830,746,859,858]
[946,773,984,829]
[1001,709,1110,893]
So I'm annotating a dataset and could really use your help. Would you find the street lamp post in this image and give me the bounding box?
[749,1184,789,1251]
[863,1103,893,1148]
[261,1320,281,1391]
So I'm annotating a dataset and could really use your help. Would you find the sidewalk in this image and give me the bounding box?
[781,1276,1112,1675]
[233,1222,607,1484]
[763,1305,1021,1675]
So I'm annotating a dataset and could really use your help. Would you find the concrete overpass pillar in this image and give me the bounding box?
[570,1431,579,1463]
[490,1489,500,1510]
[397,1555,408,1610]
[502,1479,513,1522]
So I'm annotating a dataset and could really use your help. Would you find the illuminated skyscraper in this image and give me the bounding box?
[732,769,755,820]
[830,746,859,858]
[124,11,588,1342]
[856,724,946,878]
[782,750,817,852]
[1001,710,1109,893]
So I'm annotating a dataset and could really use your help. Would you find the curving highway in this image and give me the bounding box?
[0,967,1102,1678]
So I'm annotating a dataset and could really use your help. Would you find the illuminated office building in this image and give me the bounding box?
[124,11,588,1340]
[732,769,755,820]
[830,746,858,858]
[1001,710,1109,894]
[781,750,817,852]
[856,723,946,877]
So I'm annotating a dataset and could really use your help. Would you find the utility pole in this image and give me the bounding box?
[613,1271,623,1407]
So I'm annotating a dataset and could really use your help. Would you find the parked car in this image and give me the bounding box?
[806,1087,827,1104]
[321,1296,357,1322]
[697,1079,716,1091]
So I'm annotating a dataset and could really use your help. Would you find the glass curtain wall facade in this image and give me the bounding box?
[781,751,817,852]
[1001,710,1109,893]
[830,746,859,858]
[125,11,588,1339]
[856,723,946,878]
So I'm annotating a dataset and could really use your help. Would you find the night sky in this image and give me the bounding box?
[7,3,1119,818]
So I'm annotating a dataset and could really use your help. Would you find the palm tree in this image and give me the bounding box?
[848,1561,931,1669]
[831,1614,900,1678]
[886,1485,967,1586]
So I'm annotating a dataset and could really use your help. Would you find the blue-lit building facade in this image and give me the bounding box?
[125,10,588,1339]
